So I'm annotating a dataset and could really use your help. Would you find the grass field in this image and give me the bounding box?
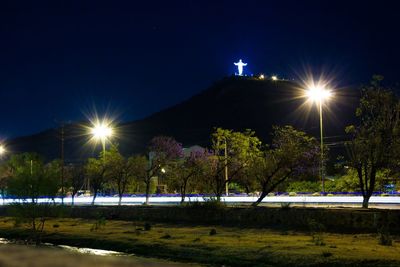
[0,217,399,266]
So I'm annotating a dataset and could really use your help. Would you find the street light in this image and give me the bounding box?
[89,120,113,157]
[0,145,5,156]
[305,82,333,193]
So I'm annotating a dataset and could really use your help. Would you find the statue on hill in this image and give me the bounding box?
[234,59,247,76]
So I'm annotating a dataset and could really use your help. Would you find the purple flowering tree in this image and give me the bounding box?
[166,148,210,203]
[142,136,183,204]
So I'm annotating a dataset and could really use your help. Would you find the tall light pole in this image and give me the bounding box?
[305,84,332,193]
[87,120,113,196]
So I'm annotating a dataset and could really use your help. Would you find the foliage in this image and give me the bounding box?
[345,76,400,208]
[65,164,85,205]
[308,219,326,246]
[248,126,319,206]
[143,136,183,204]
[166,147,209,203]
[85,151,111,205]
[286,181,321,193]
[280,202,291,209]
[6,153,61,244]
[104,146,137,205]
[202,128,261,200]
[90,217,106,232]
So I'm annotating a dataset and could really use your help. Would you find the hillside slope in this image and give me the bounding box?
[8,76,359,161]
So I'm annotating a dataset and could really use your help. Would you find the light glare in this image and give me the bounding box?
[91,124,113,139]
[306,85,332,102]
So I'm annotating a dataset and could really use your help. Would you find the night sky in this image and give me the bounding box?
[1,0,400,138]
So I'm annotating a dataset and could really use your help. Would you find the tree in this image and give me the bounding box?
[248,126,319,206]
[130,155,150,202]
[345,76,400,208]
[142,136,183,204]
[104,146,136,205]
[0,162,11,204]
[7,153,60,244]
[166,148,209,203]
[204,128,261,201]
[85,155,107,205]
[66,164,85,206]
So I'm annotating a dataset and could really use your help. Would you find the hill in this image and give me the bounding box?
[7,76,359,161]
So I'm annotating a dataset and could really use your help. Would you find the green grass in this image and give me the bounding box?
[0,217,399,266]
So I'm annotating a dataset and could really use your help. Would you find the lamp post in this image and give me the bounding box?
[305,84,332,193]
[87,120,113,198]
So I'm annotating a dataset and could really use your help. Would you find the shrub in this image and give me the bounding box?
[280,202,291,209]
[322,251,333,257]
[312,192,321,196]
[288,192,297,197]
[267,192,275,196]
[209,229,217,236]
[378,226,392,246]
[144,222,152,231]
[308,219,326,246]
[286,181,320,193]
[160,233,172,239]
[90,217,106,232]
[184,198,226,210]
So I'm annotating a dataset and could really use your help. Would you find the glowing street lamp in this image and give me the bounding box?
[0,145,5,156]
[90,120,113,158]
[271,75,278,81]
[305,82,333,193]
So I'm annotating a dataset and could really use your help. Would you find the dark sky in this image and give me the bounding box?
[1,0,400,138]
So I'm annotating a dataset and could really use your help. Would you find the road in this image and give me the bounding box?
[2,195,400,209]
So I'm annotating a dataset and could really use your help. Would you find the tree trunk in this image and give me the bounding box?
[91,191,97,205]
[362,194,371,208]
[145,181,150,205]
[180,182,187,204]
[118,195,122,206]
[71,194,75,206]
[252,191,268,207]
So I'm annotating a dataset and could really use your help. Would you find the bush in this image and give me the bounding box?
[209,229,217,236]
[160,233,172,239]
[312,192,321,196]
[90,217,106,232]
[322,251,333,257]
[286,181,320,193]
[144,222,152,231]
[378,226,392,246]
[184,198,226,209]
[288,192,297,197]
[308,219,326,246]
[280,202,291,209]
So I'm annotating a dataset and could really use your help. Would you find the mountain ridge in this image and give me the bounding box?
[7,76,359,161]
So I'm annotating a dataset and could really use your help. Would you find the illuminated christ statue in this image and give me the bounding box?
[234,59,247,76]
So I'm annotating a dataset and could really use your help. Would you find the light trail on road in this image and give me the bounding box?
[1,196,400,208]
